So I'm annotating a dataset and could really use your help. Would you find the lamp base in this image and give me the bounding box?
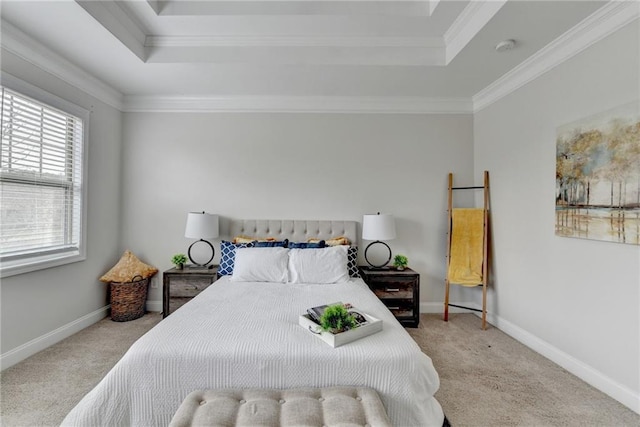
[364,240,392,269]
[187,239,215,267]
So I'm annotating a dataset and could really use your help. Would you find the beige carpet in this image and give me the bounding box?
[1,313,638,426]
[0,313,161,427]
[407,314,639,427]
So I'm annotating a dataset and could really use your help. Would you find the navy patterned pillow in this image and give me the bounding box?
[288,240,326,249]
[219,240,253,276]
[253,239,288,248]
[347,246,360,278]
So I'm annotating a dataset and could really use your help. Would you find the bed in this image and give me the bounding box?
[62,220,444,426]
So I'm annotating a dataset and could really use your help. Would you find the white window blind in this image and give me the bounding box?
[1,85,85,269]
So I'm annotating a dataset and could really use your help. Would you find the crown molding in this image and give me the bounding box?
[122,95,473,114]
[473,1,640,113]
[6,1,634,115]
[0,19,124,110]
[76,0,148,61]
[0,18,468,114]
[146,0,161,15]
[147,0,440,17]
[145,35,443,48]
[145,35,445,65]
[444,0,506,65]
[428,0,441,17]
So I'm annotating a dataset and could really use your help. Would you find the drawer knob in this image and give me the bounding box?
[385,288,400,292]
[388,306,401,310]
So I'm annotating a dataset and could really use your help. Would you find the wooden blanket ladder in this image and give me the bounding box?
[444,171,490,329]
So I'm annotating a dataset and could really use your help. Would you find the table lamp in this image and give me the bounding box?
[362,212,396,268]
[184,211,219,268]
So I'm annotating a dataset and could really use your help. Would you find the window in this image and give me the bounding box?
[1,78,88,277]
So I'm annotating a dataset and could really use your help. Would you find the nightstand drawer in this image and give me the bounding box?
[171,280,212,298]
[369,280,414,299]
[163,266,218,318]
[386,305,414,319]
[358,266,420,328]
[169,297,193,314]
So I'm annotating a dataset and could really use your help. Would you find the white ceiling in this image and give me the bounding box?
[0,1,612,111]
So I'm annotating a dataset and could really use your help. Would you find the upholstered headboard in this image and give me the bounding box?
[229,219,358,245]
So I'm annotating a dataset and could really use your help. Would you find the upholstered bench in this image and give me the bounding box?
[169,386,392,427]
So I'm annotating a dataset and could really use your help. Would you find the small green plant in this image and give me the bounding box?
[320,304,357,334]
[393,254,408,269]
[171,253,187,266]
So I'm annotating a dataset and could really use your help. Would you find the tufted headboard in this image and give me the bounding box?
[229,219,357,245]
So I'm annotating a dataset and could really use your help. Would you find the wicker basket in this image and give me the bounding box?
[110,275,149,322]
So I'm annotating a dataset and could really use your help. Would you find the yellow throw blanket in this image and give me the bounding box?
[447,208,485,286]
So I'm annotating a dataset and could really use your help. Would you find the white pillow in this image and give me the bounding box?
[288,245,349,284]
[231,247,289,283]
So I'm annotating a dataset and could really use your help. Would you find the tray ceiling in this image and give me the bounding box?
[0,1,612,111]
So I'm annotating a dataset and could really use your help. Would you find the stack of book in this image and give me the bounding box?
[299,303,382,347]
[306,302,369,327]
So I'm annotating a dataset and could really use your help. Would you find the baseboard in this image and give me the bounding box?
[146,300,162,313]
[419,301,639,414]
[5,300,637,414]
[487,313,640,414]
[0,305,110,371]
[481,310,640,415]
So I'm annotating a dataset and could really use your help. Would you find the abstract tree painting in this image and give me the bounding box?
[556,102,640,245]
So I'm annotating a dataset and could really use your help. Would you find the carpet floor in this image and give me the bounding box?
[407,314,639,427]
[1,312,638,426]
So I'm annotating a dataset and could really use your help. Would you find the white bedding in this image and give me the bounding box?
[62,276,443,426]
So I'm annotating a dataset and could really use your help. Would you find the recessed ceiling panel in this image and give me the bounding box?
[0,0,612,105]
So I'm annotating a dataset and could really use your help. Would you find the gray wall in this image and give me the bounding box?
[0,51,123,365]
[474,21,639,408]
[1,15,638,414]
[120,112,475,310]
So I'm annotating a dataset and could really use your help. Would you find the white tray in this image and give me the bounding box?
[299,310,382,347]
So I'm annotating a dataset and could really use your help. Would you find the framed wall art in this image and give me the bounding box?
[556,102,640,245]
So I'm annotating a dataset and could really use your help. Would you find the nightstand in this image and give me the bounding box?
[358,266,420,327]
[163,265,218,318]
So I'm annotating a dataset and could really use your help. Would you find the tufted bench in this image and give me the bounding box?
[169,387,392,427]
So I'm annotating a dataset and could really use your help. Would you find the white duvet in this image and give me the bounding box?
[62,277,443,426]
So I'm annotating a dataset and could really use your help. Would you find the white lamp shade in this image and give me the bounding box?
[362,213,396,241]
[185,212,219,239]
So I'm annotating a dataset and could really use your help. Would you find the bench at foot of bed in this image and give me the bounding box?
[169,386,392,427]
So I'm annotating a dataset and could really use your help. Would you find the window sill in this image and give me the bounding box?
[0,251,86,278]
